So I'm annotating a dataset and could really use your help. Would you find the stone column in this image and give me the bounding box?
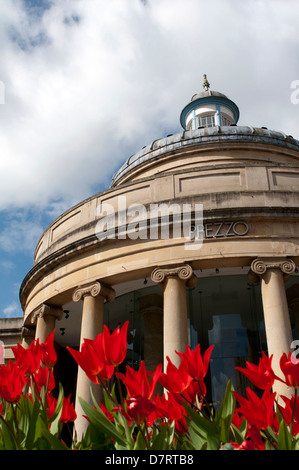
[72,281,115,440]
[151,264,197,370]
[31,304,63,343]
[250,258,296,398]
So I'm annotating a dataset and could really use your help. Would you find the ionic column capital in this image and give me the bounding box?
[31,303,63,325]
[250,258,296,282]
[151,264,197,288]
[72,281,115,303]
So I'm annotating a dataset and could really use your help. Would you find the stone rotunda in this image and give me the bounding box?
[19,76,299,438]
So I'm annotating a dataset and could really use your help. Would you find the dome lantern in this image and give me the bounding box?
[180,75,240,130]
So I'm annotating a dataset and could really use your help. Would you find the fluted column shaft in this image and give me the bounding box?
[72,281,115,440]
[251,258,296,397]
[151,264,197,370]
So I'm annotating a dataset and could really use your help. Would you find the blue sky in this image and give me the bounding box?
[1,0,299,318]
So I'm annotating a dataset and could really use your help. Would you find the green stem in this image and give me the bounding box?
[144,421,151,446]
[11,404,21,449]
[180,391,211,420]
[0,411,19,449]
[290,387,298,436]
[137,422,149,450]
[115,366,124,404]
[261,428,277,450]
[43,367,51,419]
[97,376,133,448]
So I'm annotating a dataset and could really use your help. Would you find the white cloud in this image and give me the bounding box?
[0,0,298,214]
[0,0,299,318]
[2,300,22,317]
[0,213,43,254]
[0,260,14,270]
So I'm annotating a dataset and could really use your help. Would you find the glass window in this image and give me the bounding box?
[187,120,193,131]
[102,273,299,404]
[188,274,266,406]
[104,285,163,372]
[221,115,233,126]
[197,114,215,128]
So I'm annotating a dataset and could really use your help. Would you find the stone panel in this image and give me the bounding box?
[175,170,244,196]
[269,169,299,190]
[51,211,81,242]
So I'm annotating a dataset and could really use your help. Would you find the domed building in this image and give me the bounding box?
[17,76,299,437]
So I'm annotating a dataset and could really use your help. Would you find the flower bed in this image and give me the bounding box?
[0,322,299,450]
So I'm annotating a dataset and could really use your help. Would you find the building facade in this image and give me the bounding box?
[12,77,299,437]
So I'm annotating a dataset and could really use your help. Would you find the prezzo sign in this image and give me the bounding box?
[95,196,249,251]
[202,221,249,239]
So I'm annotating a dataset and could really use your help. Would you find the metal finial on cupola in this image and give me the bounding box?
[202,74,210,91]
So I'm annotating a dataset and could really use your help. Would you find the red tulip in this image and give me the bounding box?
[154,393,188,434]
[233,385,276,430]
[232,438,265,450]
[33,366,55,392]
[67,335,114,385]
[124,396,156,424]
[236,352,276,390]
[116,360,162,399]
[46,393,57,421]
[0,361,26,404]
[102,321,128,367]
[159,356,193,395]
[280,352,299,388]
[40,330,57,368]
[176,344,213,382]
[278,395,299,435]
[231,410,245,429]
[12,340,41,376]
[46,393,77,424]
[60,395,77,423]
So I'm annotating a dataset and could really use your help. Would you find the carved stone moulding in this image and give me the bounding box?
[72,281,115,303]
[249,257,296,283]
[31,303,63,325]
[151,264,197,288]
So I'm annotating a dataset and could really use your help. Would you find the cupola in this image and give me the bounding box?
[180,75,240,130]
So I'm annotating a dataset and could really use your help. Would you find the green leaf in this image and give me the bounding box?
[217,380,235,443]
[151,421,175,450]
[24,396,43,449]
[0,415,17,450]
[277,420,294,450]
[78,396,128,448]
[230,422,247,445]
[221,442,235,450]
[41,424,69,450]
[133,429,147,450]
[183,403,220,450]
[102,387,115,413]
[187,423,208,450]
[48,383,64,435]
